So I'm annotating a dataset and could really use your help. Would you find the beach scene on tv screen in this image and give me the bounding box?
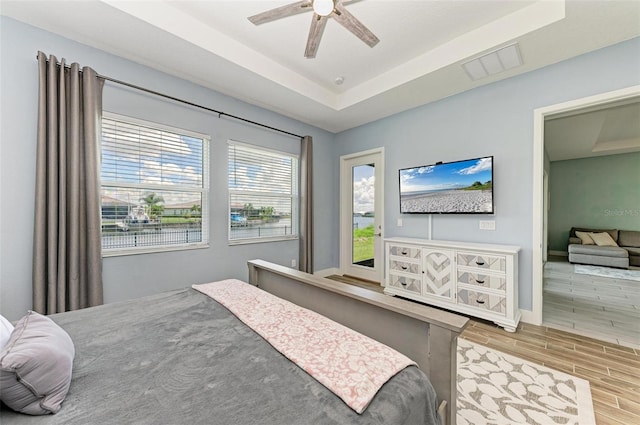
[400,157,493,213]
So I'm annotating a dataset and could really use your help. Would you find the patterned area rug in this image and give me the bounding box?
[574,264,640,282]
[457,339,595,425]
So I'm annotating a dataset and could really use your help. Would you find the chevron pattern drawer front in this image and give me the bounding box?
[457,288,506,315]
[457,271,506,291]
[388,244,421,260]
[388,274,421,295]
[389,260,421,274]
[457,252,506,272]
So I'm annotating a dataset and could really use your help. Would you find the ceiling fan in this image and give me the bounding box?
[248,0,379,58]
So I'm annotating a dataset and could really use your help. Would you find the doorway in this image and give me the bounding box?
[531,85,640,325]
[340,148,384,283]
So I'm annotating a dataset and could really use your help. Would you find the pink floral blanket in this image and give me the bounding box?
[192,279,416,414]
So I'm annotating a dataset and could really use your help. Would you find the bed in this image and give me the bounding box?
[1,260,468,425]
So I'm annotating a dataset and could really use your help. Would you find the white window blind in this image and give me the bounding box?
[101,113,209,254]
[228,141,298,243]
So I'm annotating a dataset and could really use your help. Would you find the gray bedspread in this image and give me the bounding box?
[1,288,441,425]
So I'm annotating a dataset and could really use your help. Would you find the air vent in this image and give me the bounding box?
[462,43,523,81]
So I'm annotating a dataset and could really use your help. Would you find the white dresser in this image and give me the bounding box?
[385,237,521,332]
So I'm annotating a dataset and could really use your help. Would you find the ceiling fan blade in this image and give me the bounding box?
[304,15,329,58]
[248,1,312,25]
[332,3,379,48]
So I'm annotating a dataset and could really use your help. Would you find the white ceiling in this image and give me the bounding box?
[1,0,639,133]
[545,98,640,162]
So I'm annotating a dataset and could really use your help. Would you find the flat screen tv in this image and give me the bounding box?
[399,156,494,214]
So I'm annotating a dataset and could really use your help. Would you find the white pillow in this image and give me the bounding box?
[589,232,618,247]
[0,314,14,348]
[575,231,595,245]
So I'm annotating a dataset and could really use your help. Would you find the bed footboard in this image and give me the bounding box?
[248,260,469,425]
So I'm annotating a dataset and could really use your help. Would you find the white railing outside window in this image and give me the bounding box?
[228,141,298,244]
[101,113,209,255]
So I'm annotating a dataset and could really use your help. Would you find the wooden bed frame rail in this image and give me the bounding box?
[248,260,469,425]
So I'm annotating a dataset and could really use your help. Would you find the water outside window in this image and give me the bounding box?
[352,164,375,268]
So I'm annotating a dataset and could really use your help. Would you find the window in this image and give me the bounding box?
[228,141,298,243]
[101,113,209,254]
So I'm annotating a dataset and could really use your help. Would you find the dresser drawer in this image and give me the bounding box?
[457,288,506,315]
[385,237,520,332]
[457,271,506,291]
[388,244,421,260]
[389,259,421,275]
[387,274,422,295]
[457,252,506,273]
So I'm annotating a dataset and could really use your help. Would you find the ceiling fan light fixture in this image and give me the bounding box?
[312,0,334,17]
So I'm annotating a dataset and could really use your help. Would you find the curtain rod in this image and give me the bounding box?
[39,56,304,139]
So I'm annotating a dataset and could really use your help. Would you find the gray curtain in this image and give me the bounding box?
[299,136,314,273]
[33,52,104,314]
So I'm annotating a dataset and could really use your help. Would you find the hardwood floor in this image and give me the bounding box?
[543,256,640,348]
[327,274,640,425]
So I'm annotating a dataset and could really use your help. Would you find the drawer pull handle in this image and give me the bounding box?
[475,279,485,284]
[401,265,408,270]
[400,282,407,286]
[401,250,408,255]
[476,300,486,305]
[476,261,485,266]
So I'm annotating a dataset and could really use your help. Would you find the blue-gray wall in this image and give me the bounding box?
[0,17,337,320]
[548,152,640,252]
[333,37,640,311]
[1,15,639,319]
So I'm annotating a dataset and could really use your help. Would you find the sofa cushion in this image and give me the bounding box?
[568,237,582,245]
[624,246,640,256]
[569,252,629,269]
[570,227,618,242]
[589,232,619,247]
[568,244,628,258]
[618,230,640,248]
[575,231,595,245]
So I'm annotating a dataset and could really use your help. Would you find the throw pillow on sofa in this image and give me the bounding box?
[589,232,618,247]
[575,231,595,245]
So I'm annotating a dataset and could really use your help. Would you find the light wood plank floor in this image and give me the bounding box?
[327,274,640,425]
[544,256,640,348]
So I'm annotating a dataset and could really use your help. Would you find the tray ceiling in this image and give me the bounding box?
[1,0,639,133]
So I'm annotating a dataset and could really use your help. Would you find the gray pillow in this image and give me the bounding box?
[0,311,75,415]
